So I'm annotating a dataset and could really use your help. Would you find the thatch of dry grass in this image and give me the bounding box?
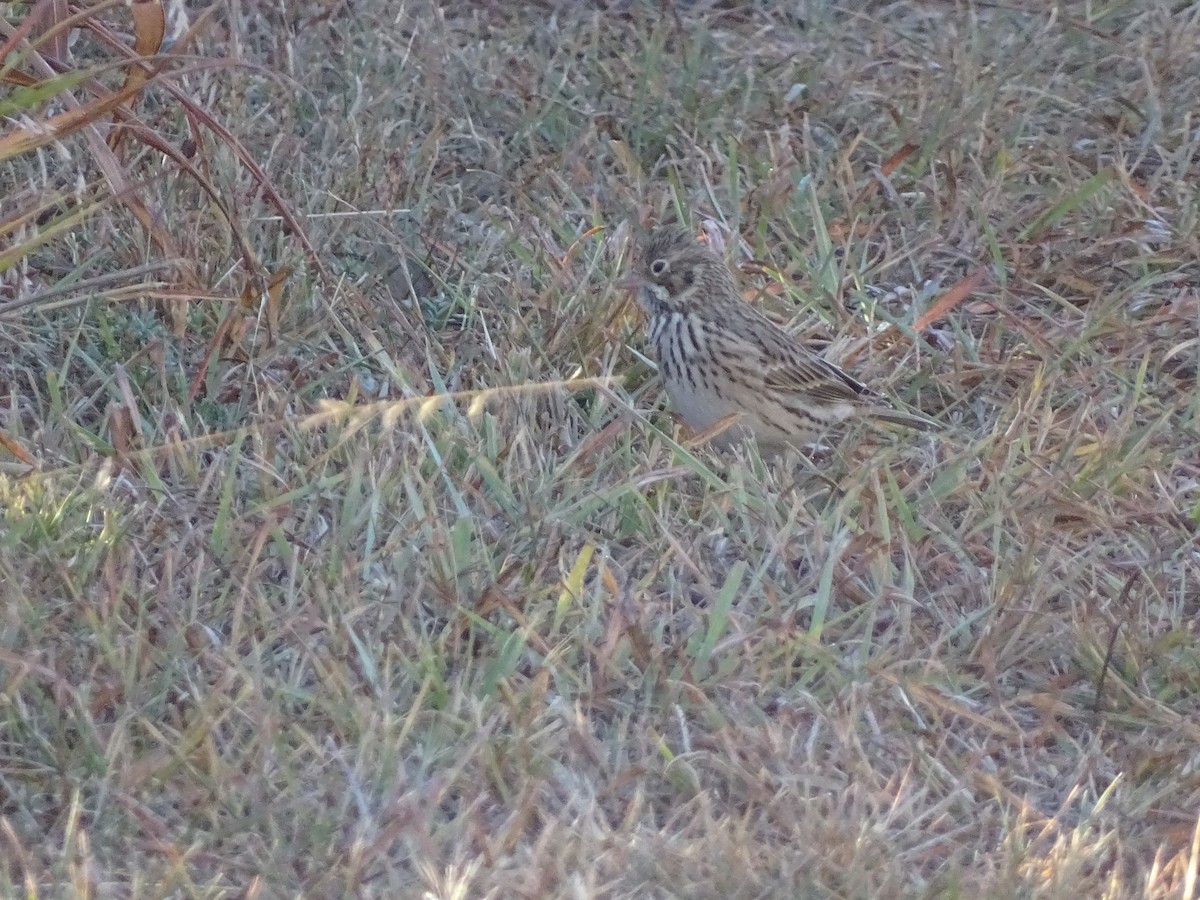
[2,1,1199,897]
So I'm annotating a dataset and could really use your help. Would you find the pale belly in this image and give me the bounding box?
[664,377,743,435]
[661,351,853,450]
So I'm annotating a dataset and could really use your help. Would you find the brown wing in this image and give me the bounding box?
[728,306,876,404]
[695,317,862,402]
[762,347,874,404]
[760,328,935,429]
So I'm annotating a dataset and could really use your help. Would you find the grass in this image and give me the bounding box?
[2,0,1200,896]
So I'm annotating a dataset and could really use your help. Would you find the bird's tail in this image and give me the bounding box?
[871,406,939,431]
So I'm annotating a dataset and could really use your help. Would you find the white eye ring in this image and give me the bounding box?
[650,259,668,276]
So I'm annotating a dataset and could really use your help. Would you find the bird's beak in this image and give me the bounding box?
[616,273,644,293]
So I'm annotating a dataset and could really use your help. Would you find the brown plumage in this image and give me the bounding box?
[622,225,934,450]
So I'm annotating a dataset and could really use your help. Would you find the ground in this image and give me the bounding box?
[2,1,1199,897]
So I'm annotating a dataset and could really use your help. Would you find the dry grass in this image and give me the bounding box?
[3,0,1200,896]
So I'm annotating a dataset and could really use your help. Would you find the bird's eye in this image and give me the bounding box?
[650,259,668,277]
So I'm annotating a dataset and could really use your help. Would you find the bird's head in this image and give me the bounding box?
[620,225,735,315]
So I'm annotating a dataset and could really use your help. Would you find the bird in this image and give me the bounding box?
[620,224,933,451]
